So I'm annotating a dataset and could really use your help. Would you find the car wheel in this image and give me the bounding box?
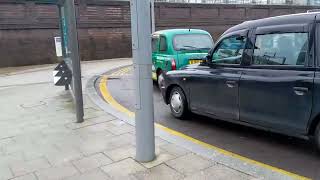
[157,71,164,89]
[158,72,164,89]
[315,123,320,151]
[169,86,188,119]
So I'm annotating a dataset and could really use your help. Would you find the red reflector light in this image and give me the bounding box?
[171,59,176,70]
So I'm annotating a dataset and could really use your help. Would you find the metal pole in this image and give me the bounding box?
[150,0,155,33]
[65,0,84,123]
[58,5,67,58]
[58,5,69,91]
[130,0,155,162]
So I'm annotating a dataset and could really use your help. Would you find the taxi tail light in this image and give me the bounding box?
[171,59,177,70]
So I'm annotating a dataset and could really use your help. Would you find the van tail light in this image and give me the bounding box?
[171,59,177,70]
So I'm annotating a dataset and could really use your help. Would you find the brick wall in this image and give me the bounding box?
[0,0,316,67]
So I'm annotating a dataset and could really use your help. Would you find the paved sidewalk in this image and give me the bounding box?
[0,59,258,180]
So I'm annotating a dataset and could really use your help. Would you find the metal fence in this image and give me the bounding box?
[155,0,320,5]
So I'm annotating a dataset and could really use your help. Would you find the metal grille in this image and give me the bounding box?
[155,0,320,5]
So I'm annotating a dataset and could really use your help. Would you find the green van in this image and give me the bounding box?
[151,29,214,84]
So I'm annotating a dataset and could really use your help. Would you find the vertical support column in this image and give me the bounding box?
[58,5,69,91]
[58,5,67,58]
[150,0,155,33]
[65,0,84,123]
[130,0,155,162]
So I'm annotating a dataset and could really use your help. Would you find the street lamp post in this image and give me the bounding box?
[130,0,156,162]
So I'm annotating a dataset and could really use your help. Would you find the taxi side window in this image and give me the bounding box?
[253,33,308,66]
[212,36,247,65]
[152,37,158,53]
[159,36,167,52]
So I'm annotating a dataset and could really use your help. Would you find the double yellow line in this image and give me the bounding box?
[99,69,311,180]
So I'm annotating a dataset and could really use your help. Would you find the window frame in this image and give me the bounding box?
[209,29,249,66]
[248,23,314,70]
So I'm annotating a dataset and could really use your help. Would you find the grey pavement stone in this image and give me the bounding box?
[20,144,59,161]
[79,133,134,156]
[183,164,257,180]
[64,169,110,180]
[75,129,114,142]
[103,144,136,162]
[101,158,147,179]
[0,165,13,180]
[0,152,25,167]
[141,152,176,168]
[72,153,113,173]
[155,137,170,147]
[65,120,101,130]
[166,153,214,175]
[160,143,190,157]
[45,146,83,165]
[72,122,111,134]
[0,138,14,148]
[10,173,38,180]
[87,115,116,124]
[10,157,51,176]
[133,164,184,180]
[35,163,79,180]
[104,120,135,135]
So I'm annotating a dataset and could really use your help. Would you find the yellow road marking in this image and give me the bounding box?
[99,68,311,180]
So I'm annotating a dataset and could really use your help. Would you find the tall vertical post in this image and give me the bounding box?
[130,0,155,162]
[150,0,155,33]
[58,5,69,91]
[64,0,84,123]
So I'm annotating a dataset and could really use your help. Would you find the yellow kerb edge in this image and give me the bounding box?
[99,69,311,180]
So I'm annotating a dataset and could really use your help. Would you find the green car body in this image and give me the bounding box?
[151,29,214,81]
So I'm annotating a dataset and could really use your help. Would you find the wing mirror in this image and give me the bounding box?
[203,48,214,63]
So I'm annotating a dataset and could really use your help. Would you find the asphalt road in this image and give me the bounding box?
[99,67,320,180]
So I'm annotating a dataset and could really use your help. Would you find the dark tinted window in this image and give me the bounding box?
[159,36,167,52]
[152,37,158,52]
[173,34,213,51]
[212,36,247,65]
[253,33,308,66]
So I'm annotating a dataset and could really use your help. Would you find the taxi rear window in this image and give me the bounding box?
[173,34,213,51]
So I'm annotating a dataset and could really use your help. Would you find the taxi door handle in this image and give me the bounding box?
[226,81,236,88]
[293,87,308,96]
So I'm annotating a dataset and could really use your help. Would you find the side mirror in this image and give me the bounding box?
[204,48,214,62]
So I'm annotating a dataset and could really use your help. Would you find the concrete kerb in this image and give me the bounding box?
[85,65,310,180]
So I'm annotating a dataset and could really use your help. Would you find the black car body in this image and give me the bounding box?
[160,12,320,149]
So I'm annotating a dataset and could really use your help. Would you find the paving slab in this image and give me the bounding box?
[133,164,184,180]
[72,153,113,173]
[0,165,13,180]
[64,169,110,180]
[35,163,79,180]
[10,157,51,177]
[9,173,37,180]
[166,153,214,175]
[103,144,136,162]
[183,164,257,180]
[159,143,190,157]
[101,158,147,179]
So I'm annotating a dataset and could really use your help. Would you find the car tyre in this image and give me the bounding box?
[315,123,320,152]
[169,86,188,119]
[157,71,164,89]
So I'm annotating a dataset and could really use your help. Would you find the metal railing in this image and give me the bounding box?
[155,0,320,5]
